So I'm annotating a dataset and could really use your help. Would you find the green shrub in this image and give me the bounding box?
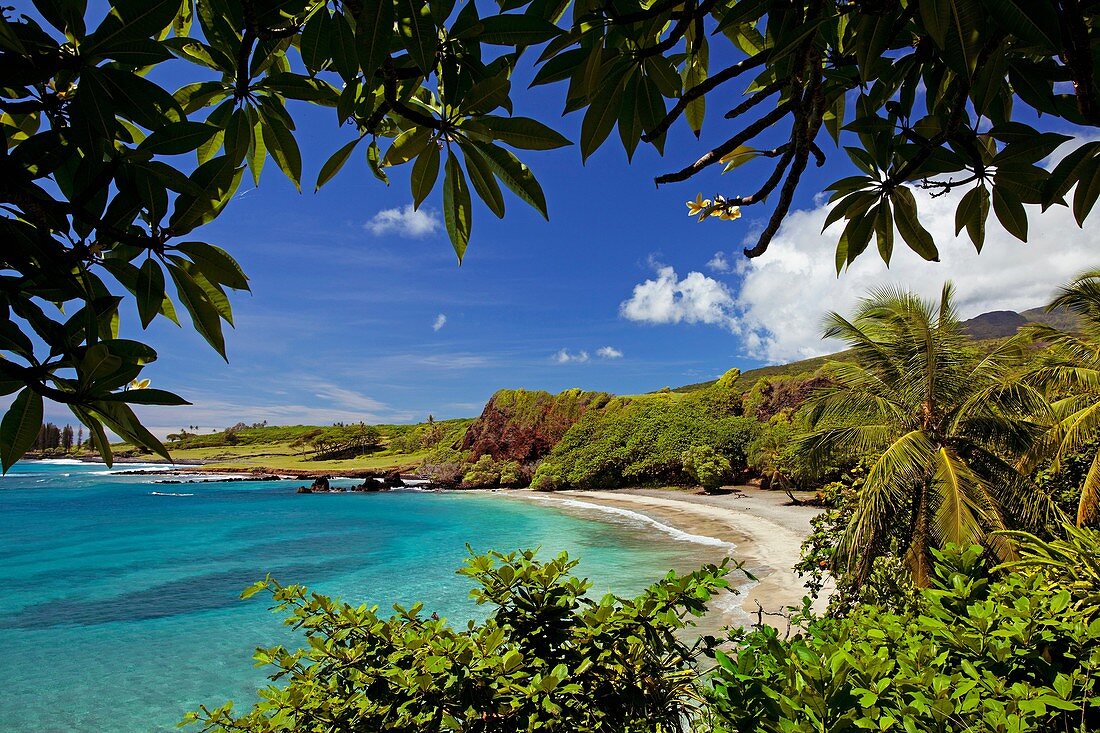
[708,538,1100,733]
[462,455,501,488]
[187,550,738,732]
[498,460,525,487]
[681,445,731,492]
[530,390,757,491]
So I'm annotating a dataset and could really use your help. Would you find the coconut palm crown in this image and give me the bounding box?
[800,284,1057,587]
[1025,269,1100,528]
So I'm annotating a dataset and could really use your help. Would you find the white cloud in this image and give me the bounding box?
[364,204,440,238]
[707,251,732,273]
[554,349,590,364]
[732,186,1100,363]
[432,313,447,331]
[596,346,624,359]
[620,265,739,331]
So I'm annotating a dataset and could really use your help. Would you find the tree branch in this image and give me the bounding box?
[653,101,793,185]
[641,55,772,142]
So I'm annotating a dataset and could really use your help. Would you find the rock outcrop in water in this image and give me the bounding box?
[461,388,616,462]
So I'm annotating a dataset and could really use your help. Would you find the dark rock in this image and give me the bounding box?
[383,472,404,488]
[309,476,331,492]
[296,486,312,494]
[357,477,386,492]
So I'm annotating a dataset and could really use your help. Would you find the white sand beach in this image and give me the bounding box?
[511,486,833,630]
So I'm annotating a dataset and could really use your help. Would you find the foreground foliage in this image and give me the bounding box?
[190,528,1100,733]
[187,548,736,732]
[711,538,1100,733]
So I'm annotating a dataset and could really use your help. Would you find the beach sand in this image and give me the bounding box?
[510,486,833,632]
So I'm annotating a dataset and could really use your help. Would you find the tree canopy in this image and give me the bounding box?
[3,0,1100,464]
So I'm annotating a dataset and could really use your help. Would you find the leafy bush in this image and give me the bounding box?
[681,445,731,492]
[708,539,1100,733]
[187,549,738,732]
[498,460,526,487]
[419,445,470,487]
[462,455,501,488]
[530,388,756,491]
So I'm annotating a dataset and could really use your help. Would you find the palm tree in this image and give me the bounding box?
[799,284,1057,587]
[1023,269,1100,528]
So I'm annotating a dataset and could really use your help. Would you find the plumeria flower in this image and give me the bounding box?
[686,193,712,219]
[718,205,742,221]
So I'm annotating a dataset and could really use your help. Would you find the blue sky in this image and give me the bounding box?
[21,5,1100,434]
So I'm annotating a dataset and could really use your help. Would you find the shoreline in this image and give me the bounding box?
[23,459,830,628]
[508,487,832,630]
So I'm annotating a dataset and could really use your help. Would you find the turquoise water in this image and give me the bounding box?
[0,461,707,732]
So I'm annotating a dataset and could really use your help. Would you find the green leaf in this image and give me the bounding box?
[443,151,472,262]
[459,141,506,218]
[136,258,166,328]
[918,0,950,48]
[643,57,681,98]
[223,108,251,165]
[139,121,220,156]
[978,0,1061,49]
[385,127,432,166]
[299,8,332,74]
[992,185,1028,241]
[411,142,441,209]
[367,139,389,183]
[1072,156,1100,227]
[330,9,360,83]
[316,137,363,190]
[580,73,625,162]
[473,142,547,219]
[1043,141,1100,207]
[92,400,171,461]
[258,109,303,190]
[358,0,395,82]
[176,242,250,291]
[0,388,43,473]
[101,388,190,406]
[955,185,989,252]
[167,263,228,359]
[398,0,438,74]
[86,0,180,54]
[875,200,894,264]
[480,116,571,150]
[461,76,511,114]
[475,15,561,45]
[168,155,245,235]
[245,105,265,186]
[891,186,939,261]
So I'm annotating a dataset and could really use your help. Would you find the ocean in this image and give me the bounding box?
[0,460,720,732]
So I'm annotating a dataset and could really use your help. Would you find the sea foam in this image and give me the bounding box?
[542,498,735,550]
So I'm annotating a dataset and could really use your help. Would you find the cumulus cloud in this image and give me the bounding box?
[732,188,1100,363]
[364,204,440,238]
[432,313,447,331]
[596,346,624,359]
[620,265,739,331]
[554,349,590,364]
[706,251,732,273]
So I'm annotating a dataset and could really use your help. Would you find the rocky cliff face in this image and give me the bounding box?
[461,388,616,462]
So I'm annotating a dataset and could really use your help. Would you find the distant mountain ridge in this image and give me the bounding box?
[961,306,1080,339]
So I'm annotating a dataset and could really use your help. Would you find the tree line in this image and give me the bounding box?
[31,422,86,453]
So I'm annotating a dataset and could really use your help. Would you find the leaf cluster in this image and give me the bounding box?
[186,547,741,732]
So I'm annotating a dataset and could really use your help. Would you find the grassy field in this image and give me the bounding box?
[111,418,475,474]
[162,443,430,473]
